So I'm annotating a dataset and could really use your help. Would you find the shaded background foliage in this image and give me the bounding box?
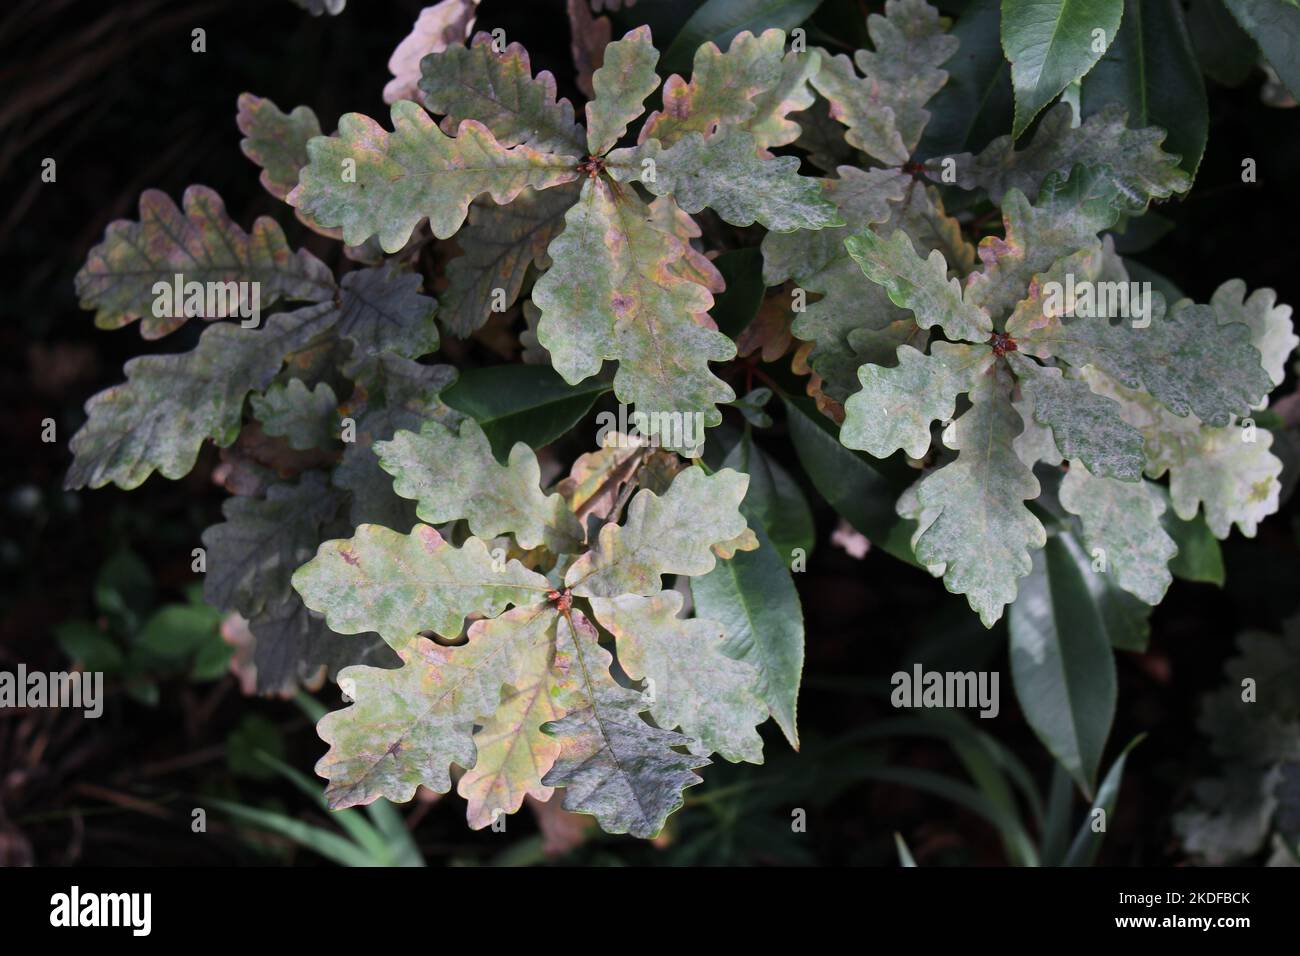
[1,0,1298,865]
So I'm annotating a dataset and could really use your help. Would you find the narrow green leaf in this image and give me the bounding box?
[586,25,660,155]
[691,518,805,749]
[1062,733,1143,865]
[1002,0,1124,139]
[1009,534,1118,797]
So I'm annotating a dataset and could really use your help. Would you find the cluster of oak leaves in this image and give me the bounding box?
[63,0,1297,840]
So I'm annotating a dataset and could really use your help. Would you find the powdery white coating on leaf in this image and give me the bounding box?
[1009,354,1144,481]
[939,103,1190,206]
[541,610,708,839]
[291,525,551,647]
[417,32,583,153]
[586,25,659,155]
[65,302,340,490]
[640,29,815,153]
[236,94,324,200]
[1058,464,1177,606]
[844,228,992,341]
[533,180,735,433]
[762,167,911,284]
[75,185,336,339]
[810,0,957,164]
[375,417,582,552]
[909,364,1047,626]
[612,128,843,232]
[1081,367,1282,538]
[1022,297,1272,428]
[317,607,558,808]
[566,466,753,598]
[842,343,992,460]
[439,183,579,337]
[963,167,1123,321]
[383,0,479,105]
[287,103,580,251]
[1210,279,1297,389]
[589,590,766,763]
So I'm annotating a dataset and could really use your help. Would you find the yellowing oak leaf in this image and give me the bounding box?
[292,525,552,647]
[287,102,581,251]
[641,28,816,153]
[588,590,766,762]
[75,185,335,339]
[376,417,583,552]
[293,457,765,835]
[533,180,735,439]
[540,609,708,839]
[567,466,754,598]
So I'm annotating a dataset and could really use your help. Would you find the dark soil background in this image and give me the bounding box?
[1,0,1297,866]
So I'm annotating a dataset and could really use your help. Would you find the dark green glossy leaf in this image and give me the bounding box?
[712,247,766,339]
[917,0,1013,159]
[783,394,917,564]
[691,519,804,749]
[722,429,815,559]
[1002,0,1123,139]
[1082,0,1208,177]
[661,0,824,77]
[441,365,612,461]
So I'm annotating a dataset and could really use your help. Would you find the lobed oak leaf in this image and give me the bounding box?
[287,102,581,251]
[75,185,335,339]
